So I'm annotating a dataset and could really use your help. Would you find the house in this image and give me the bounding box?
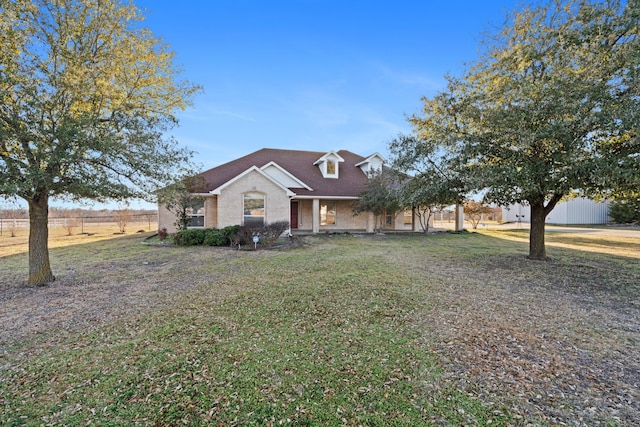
[502,197,611,225]
[158,148,420,234]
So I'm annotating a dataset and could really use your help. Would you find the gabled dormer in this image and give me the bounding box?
[355,153,386,177]
[313,150,345,179]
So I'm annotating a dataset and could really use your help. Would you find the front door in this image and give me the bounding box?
[290,201,299,229]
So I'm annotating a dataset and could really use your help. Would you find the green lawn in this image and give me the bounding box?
[1,231,638,425]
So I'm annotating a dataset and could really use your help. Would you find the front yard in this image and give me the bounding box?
[1,231,638,425]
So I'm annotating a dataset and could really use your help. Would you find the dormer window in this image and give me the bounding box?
[356,153,386,176]
[314,151,345,179]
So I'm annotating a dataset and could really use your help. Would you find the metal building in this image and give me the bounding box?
[502,198,610,225]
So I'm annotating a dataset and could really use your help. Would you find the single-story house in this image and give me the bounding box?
[502,198,611,225]
[158,148,422,234]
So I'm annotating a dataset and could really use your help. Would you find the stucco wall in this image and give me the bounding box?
[217,170,290,227]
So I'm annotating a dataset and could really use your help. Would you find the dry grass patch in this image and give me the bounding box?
[478,227,640,259]
[0,231,638,425]
[0,223,153,257]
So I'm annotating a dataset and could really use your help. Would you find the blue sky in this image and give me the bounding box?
[135,0,519,171]
[40,0,521,209]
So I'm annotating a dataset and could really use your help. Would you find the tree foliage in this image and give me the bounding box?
[402,0,640,259]
[389,134,465,233]
[463,201,493,229]
[157,174,208,231]
[0,0,200,284]
[352,170,401,233]
[609,194,640,224]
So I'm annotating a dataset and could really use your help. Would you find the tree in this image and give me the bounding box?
[609,194,640,224]
[157,174,208,231]
[352,170,401,233]
[113,206,131,233]
[405,0,640,259]
[389,134,465,233]
[463,201,493,229]
[62,209,80,236]
[0,0,200,284]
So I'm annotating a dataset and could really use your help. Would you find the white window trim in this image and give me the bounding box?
[187,200,206,228]
[243,192,266,226]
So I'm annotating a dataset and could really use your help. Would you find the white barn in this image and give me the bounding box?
[502,198,610,225]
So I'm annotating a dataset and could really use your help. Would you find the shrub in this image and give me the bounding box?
[221,225,240,243]
[204,228,226,246]
[230,225,258,248]
[261,221,290,245]
[202,226,241,246]
[609,198,640,224]
[230,221,290,248]
[173,228,206,246]
[158,228,168,241]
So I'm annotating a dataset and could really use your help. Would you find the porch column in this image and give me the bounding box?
[366,212,374,233]
[455,203,465,231]
[312,198,320,233]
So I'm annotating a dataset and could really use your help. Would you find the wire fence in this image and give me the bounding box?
[0,213,158,236]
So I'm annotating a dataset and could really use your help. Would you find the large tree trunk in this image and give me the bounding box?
[528,194,563,261]
[28,194,55,286]
[416,207,429,233]
[529,200,547,260]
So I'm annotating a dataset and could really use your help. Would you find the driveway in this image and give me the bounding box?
[545,224,640,238]
[433,220,640,238]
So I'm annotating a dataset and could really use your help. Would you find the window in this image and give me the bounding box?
[243,192,265,227]
[404,208,413,225]
[188,199,205,228]
[326,160,336,175]
[385,213,393,226]
[320,201,336,225]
